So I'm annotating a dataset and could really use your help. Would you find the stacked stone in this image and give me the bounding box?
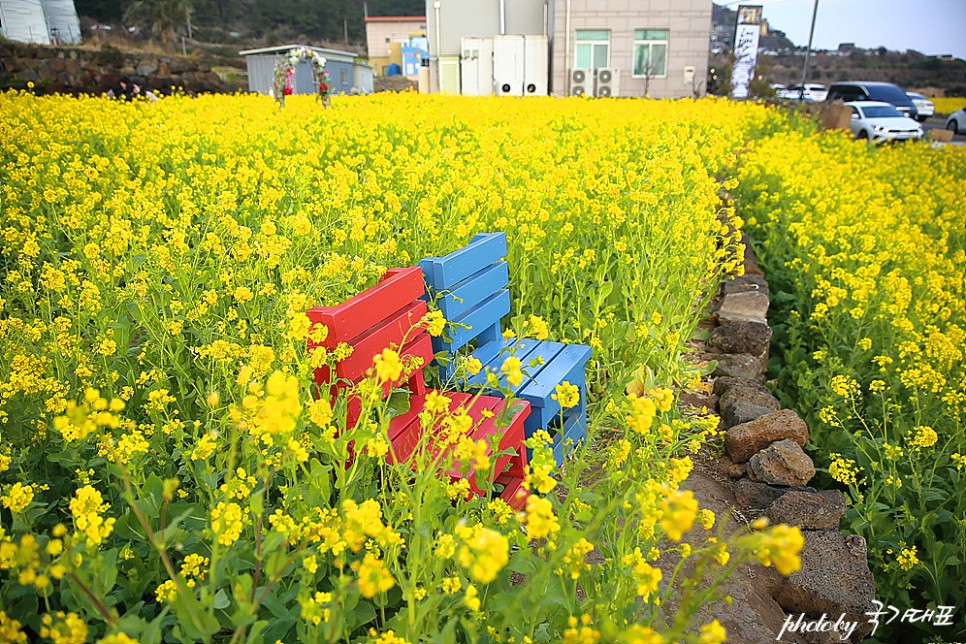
[0,41,232,95]
[706,236,875,644]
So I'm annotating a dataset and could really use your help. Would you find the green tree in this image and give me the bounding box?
[124,0,190,43]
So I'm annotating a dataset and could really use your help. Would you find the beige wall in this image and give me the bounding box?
[365,19,427,73]
[427,0,547,57]
[550,0,711,98]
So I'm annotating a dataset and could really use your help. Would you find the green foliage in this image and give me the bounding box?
[735,130,966,641]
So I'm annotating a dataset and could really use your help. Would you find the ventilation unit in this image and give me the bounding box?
[523,35,548,95]
[493,35,525,96]
[570,68,592,96]
[595,68,619,97]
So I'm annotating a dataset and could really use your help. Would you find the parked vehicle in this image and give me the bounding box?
[906,92,935,122]
[777,83,827,101]
[846,101,923,142]
[827,82,919,120]
[946,108,966,135]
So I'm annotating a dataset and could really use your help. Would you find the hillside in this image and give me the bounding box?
[709,2,965,96]
[76,0,424,45]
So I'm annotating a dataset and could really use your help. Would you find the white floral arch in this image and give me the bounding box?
[273,47,330,106]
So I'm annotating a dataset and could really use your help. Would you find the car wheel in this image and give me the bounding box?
[857,130,868,140]
[949,120,959,134]
[916,115,926,123]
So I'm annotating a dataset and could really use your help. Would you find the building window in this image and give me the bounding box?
[575,29,610,70]
[633,29,669,78]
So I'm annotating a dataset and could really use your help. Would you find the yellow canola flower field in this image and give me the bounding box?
[735,131,966,640]
[0,91,807,643]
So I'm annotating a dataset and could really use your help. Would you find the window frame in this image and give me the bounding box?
[574,29,611,70]
[632,29,669,79]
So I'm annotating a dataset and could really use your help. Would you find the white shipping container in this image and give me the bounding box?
[0,0,52,44]
[41,0,80,44]
[492,34,525,96]
[460,37,494,96]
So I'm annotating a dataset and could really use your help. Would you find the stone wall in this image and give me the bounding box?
[0,41,233,95]
[701,226,877,643]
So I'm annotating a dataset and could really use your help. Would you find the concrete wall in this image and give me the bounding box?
[550,0,711,98]
[427,0,547,58]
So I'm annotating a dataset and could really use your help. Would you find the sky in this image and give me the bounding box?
[719,0,966,59]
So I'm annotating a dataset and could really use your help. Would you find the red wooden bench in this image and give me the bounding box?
[306,267,530,509]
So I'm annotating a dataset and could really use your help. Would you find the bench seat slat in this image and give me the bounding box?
[518,344,593,403]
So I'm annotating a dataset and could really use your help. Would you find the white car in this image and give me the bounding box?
[846,101,923,142]
[777,83,827,102]
[906,92,935,122]
[946,108,966,135]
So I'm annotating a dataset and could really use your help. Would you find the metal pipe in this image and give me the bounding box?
[799,0,820,100]
[564,0,571,93]
[499,0,506,36]
[434,1,442,92]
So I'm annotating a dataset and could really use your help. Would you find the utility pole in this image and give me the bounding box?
[799,0,819,100]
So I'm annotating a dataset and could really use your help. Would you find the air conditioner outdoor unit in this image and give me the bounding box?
[595,68,619,97]
[570,68,592,96]
[523,34,548,95]
[493,35,525,96]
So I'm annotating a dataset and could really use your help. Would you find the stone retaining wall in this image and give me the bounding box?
[0,41,231,95]
[703,228,877,643]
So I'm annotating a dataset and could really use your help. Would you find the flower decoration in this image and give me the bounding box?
[272,47,329,107]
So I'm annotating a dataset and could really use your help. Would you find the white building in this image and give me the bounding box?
[425,0,712,98]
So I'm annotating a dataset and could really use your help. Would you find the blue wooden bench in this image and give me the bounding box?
[419,233,592,466]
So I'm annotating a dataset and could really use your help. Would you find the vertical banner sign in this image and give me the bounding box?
[731,5,762,99]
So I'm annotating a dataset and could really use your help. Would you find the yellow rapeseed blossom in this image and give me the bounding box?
[209,501,246,547]
[420,310,446,337]
[373,348,404,383]
[69,485,115,547]
[658,489,698,541]
[698,620,727,644]
[897,546,919,571]
[828,453,860,486]
[97,633,141,644]
[552,381,580,409]
[454,523,510,583]
[1,483,35,513]
[526,315,549,341]
[906,425,938,449]
[522,496,560,542]
[355,552,395,598]
[0,611,28,644]
[40,611,88,644]
[627,395,657,435]
[500,356,523,388]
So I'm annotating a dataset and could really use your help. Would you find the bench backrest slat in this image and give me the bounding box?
[307,266,431,392]
[420,233,512,356]
[419,232,507,288]
[308,267,425,348]
[434,261,509,321]
[446,289,510,353]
